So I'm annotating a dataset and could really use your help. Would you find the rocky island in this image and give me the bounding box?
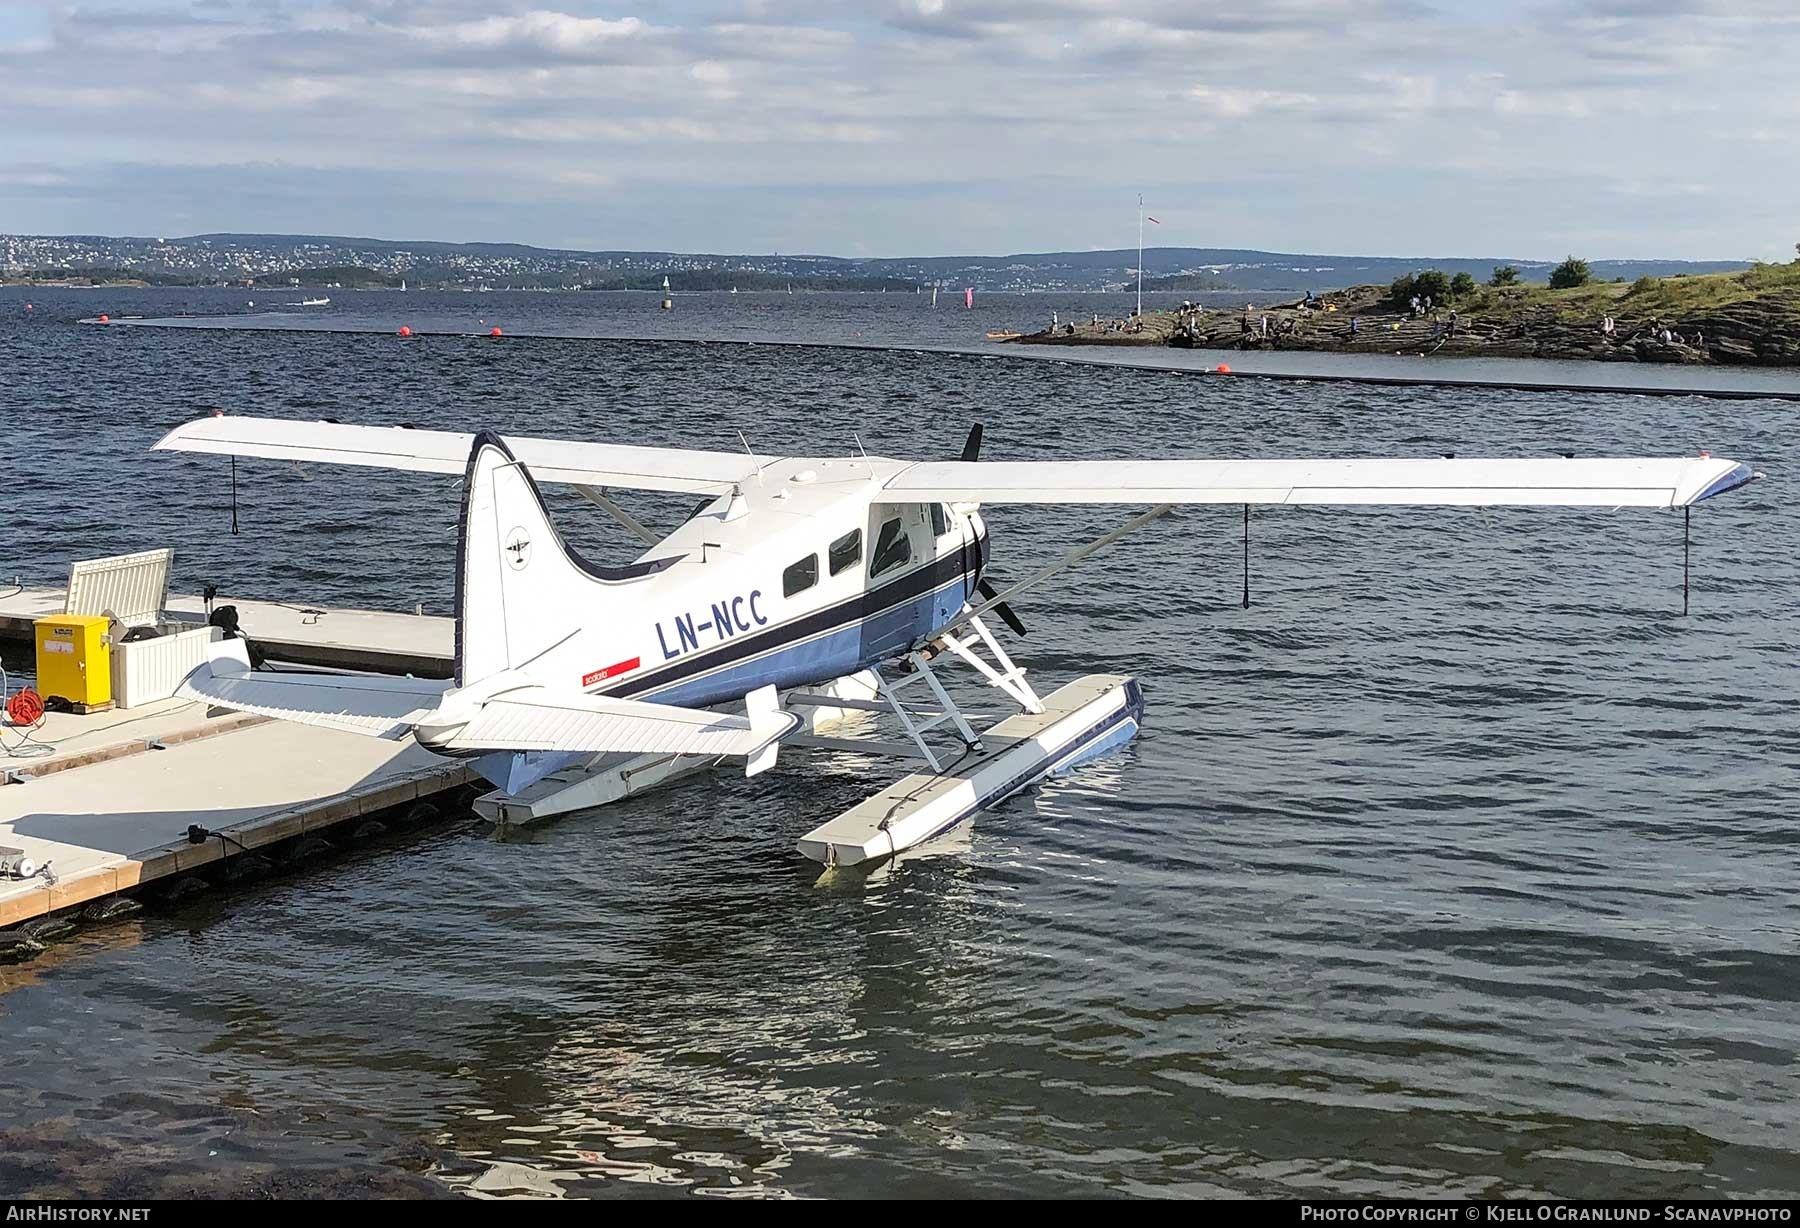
[1012,261,1800,367]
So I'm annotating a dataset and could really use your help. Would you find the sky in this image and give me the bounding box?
[0,1,1795,261]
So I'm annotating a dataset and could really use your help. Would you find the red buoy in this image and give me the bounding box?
[398,325,413,338]
[489,327,502,337]
[1214,363,1231,374]
[98,313,110,323]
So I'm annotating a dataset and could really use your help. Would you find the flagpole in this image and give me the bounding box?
[1136,194,1144,319]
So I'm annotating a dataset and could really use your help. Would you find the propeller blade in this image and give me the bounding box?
[977,579,1027,638]
[960,423,984,463]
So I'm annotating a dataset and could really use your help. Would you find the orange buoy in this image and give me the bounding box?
[1214,363,1231,374]
[98,313,110,323]
[398,325,413,337]
[489,327,502,337]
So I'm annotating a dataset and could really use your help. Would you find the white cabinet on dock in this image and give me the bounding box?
[63,549,221,710]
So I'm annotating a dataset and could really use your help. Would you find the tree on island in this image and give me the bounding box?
[1449,272,1476,300]
[1388,268,1451,307]
[1548,256,1592,289]
[1489,265,1520,287]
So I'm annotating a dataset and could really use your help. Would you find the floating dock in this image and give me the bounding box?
[0,697,473,933]
[0,588,465,943]
[0,585,453,677]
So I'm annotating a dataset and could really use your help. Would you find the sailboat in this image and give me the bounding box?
[931,285,938,308]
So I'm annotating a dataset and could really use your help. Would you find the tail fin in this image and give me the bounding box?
[456,432,680,687]
[453,432,600,686]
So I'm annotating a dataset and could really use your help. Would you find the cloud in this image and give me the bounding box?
[0,0,1792,260]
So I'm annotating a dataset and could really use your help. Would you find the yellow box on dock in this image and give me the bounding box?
[34,615,113,713]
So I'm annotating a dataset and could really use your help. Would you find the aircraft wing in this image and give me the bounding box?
[154,415,769,495]
[880,456,1756,509]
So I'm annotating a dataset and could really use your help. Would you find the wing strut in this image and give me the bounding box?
[1684,505,1690,617]
[1242,504,1250,609]
[946,503,1176,637]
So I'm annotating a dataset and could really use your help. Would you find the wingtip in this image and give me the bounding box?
[1683,459,1758,506]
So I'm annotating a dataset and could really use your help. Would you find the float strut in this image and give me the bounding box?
[1242,504,1250,609]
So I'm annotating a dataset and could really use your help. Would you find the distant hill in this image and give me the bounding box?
[0,232,1756,293]
[869,247,1750,292]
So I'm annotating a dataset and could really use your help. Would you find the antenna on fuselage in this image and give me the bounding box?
[738,431,764,484]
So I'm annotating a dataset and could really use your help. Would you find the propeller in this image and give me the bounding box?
[957,423,1026,637]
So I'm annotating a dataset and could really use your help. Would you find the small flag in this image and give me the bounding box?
[1145,216,1161,225]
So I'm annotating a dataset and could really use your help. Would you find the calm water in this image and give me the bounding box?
[1,288,1796,1198]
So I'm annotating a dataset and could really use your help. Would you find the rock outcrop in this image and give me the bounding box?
[1011,273,1800,368]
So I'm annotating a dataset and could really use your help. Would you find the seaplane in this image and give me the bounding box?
[153,415,1757,867]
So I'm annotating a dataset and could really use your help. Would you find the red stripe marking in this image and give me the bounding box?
[582,657,640,688]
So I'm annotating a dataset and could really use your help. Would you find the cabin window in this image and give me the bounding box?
[871,516,912,577]
[783,553,818,597]
[929,503,950,537]
[829,529,862,576]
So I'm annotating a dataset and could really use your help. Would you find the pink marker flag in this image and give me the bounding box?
[964,287,973,308]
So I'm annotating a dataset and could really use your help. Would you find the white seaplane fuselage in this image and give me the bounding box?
[457,453,987,792]
[538,458,983,709]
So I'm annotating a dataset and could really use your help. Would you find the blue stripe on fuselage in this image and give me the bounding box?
[474,573,973,794]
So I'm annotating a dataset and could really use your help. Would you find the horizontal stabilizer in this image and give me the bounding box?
[427,686,803,758]
[180,644,449,739]
[883,456,1756,509]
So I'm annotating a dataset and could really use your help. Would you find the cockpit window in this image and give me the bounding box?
[829,529,862,576]
[870,516,912,577]
[783,553,818,597]
[929,503,949,537]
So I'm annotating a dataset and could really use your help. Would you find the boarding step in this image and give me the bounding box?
[796,673,1143,867]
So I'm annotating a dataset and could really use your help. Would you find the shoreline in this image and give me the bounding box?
[1010,277,1800,369]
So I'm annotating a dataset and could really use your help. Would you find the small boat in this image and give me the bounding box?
[985,330,1021,341]
[302,297,329,307]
